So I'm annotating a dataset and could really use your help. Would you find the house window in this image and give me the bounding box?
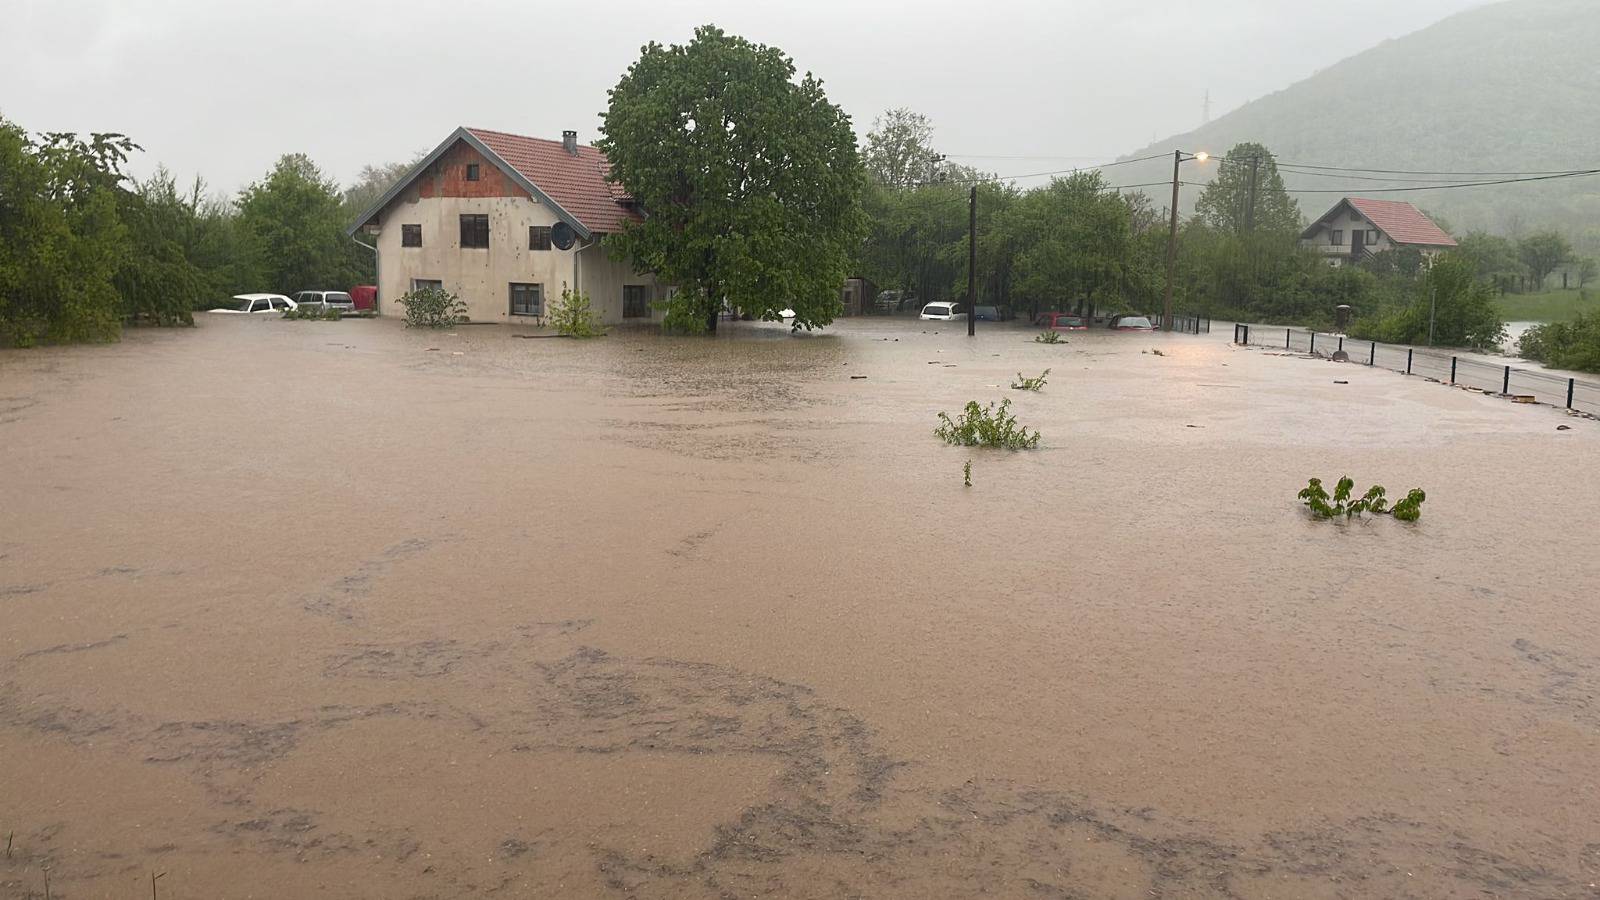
[509,283,543,316]
[1331,230,1344,246]
[411,278,442,292]
[466,163,480,182]
[460,214,489,249]
[529,226,552,251]
[401,224,422,247]
[623,285,650,318]
[1367,229,1379,245]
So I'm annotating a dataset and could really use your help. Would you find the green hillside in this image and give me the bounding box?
[1115,0,1600,247]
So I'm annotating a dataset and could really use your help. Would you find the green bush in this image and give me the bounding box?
[1518,310,1600,373]
[550,282,603,337]
[935,398,1040,449]
[1034,330,1065,344]
[396,286,464,328]
[1348,254,1505,350]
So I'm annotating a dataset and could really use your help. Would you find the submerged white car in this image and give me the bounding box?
[209,294,296,314]
[919,302,967,322]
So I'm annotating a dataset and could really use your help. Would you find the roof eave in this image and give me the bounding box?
[343,126,594,240]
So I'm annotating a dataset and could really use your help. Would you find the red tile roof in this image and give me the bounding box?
[466,127,640,235]
[1345,198,1457,248]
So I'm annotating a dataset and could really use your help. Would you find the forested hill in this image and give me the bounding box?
[1116,0,1600,246]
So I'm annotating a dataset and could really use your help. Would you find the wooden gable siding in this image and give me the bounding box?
[416,141,525,199]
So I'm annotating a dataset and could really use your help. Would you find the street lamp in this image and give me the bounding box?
[1162,150,1212,331]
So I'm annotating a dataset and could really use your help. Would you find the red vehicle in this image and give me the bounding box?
[349,285,377,311]
[1034,312,1088,331]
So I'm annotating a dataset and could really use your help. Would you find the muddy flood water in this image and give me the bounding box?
[3,315,1599,899]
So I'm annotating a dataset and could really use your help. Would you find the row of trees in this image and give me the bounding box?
[1,113,386,346]
[855,114,1574,350]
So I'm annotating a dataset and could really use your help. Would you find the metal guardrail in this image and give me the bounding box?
[1232,323,1600,416]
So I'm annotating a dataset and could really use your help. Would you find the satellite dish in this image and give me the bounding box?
[550,221,576,251]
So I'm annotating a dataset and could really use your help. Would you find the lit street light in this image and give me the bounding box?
[1162,150,1212,331]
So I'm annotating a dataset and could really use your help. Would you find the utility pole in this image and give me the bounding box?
[1428,282,1437,347]
[968,184,977,337]
[1245,156,1260,232]
[1162,149,1182,332]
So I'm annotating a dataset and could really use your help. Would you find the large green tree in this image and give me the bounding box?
[1517,230,1573,290]
[863,108,937,189]
[0,120,132,345]
[237,153,364,294]
[1194,142,1302,235]
[599,25,866,333]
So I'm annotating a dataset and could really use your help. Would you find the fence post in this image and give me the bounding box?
[1285,328,1291,349]
[1450,357,1457,384]
[1310,332,1316,354]
[1569,378,1576,409]
[1502,366,1511,395]
[1369,342,1376,366]
[1406,348,1413,375]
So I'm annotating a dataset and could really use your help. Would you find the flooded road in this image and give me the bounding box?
[3,316,1599,898]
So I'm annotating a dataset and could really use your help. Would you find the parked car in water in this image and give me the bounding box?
[1110,315,1155,332]
[919,302,967,322]
[1034,312,1088,331]
[292,290,356,311]
[973,305,1012,321]
[209,293,296,314]
[876,290,916,312]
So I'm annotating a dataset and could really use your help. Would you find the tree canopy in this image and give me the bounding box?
[863,108,937,189]
[598,25,866,333]
[1194,142,1302,235]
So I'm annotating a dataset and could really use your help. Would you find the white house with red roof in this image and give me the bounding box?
[1299,198,1458,268]
[346,126,662,324]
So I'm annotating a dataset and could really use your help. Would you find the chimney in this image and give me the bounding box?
[562,130,578,156]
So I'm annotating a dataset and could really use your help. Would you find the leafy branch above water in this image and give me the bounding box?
[1298,477,1426,521]
[935,398,1040,449]
[1011,369,1050,392]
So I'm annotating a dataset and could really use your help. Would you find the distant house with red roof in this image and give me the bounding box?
[346,126,662,324]
[1299,198,1458,268]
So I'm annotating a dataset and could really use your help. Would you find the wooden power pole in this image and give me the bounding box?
[968,184,977,337]
[1162,150,1182,332]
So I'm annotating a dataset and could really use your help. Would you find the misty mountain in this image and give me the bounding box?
[1116,0,1600,245]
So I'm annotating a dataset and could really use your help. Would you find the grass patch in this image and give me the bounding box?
[1496,289,1596,323]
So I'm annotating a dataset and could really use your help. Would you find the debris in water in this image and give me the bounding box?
[1557,424,1572,431]
[850,376,867,380]
[1334,380,1349,384]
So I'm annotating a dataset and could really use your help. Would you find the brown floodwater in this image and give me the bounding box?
[2,315,1599,899]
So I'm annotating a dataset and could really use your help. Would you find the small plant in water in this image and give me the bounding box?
[1298,477,1426,521]
[935,398,1041,449]
[1034,330,1065,344]
[963,459,973,487]
[1011,368,1050,391]
[1149,348,1165,357]
[282,304,342,321]
[550,282,603,337]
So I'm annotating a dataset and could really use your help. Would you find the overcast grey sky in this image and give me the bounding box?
[3,0,1489,194]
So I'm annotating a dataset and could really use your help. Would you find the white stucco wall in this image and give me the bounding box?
[1301,207,1395,267]
[372,195,659,325]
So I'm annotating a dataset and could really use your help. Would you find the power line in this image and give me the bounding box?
[1274,169,1600,194]
[908,152,1172,187]
[1272,165,1521,184]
